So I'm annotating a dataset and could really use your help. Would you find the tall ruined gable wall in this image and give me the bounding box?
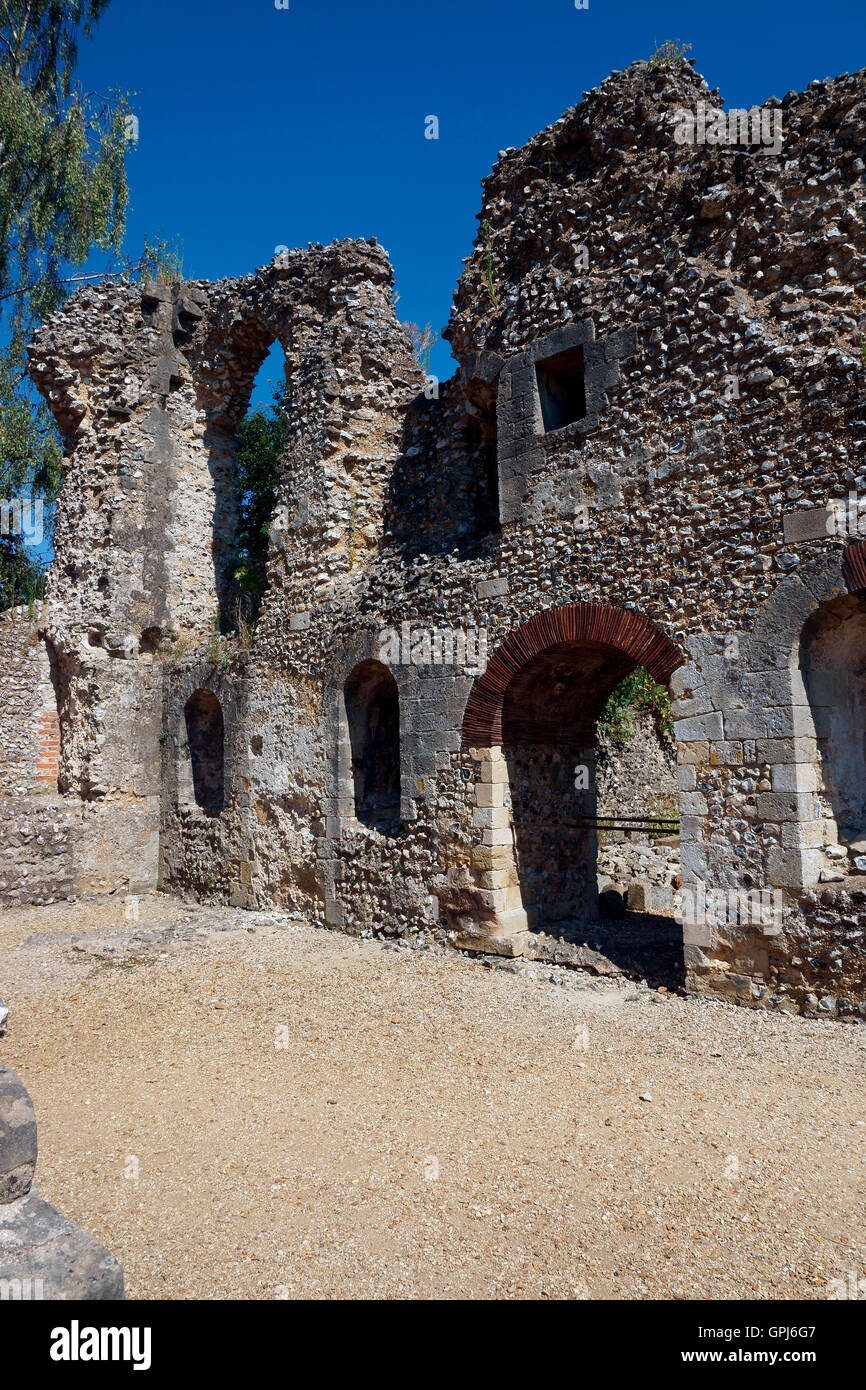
[25,239,423,903]
[438,59,865,641]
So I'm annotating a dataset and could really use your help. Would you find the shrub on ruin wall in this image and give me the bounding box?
[597,666,674,751]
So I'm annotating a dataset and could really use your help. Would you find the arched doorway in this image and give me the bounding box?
[461,602,682,950]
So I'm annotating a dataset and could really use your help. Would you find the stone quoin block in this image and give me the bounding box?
[767,847,825,889]
[675,712,725,742]
[723,710,768,740]
[676,742,710,765]
[771,763,818,793]
[676,765,697,791]
[782,507,835,544]
[756,792,817,823]
[756,737,819,765]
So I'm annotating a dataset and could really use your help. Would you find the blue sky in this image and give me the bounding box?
[73,0,864,392]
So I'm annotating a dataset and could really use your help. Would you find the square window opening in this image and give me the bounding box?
[535,346,586,432]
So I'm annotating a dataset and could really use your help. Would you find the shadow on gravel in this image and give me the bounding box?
[527,911,686,993]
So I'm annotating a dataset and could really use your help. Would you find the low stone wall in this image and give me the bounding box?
[0,797,75,907]
[0,608,73,906]
[598,836,680,910]
[0,605,156,904]
[0,606,58,798]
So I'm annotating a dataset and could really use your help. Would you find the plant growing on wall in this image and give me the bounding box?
[481,220,499,310]
[647,39,692,69]
[403,321,438,374]
[137,232,185,285]
[597,666,673,750]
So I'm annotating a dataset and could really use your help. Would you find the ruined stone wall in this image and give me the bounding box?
[597,712,678,821]
[15,59,866,1016]
[150,243,426,917]
[0,606,57,797]
[432,60,865,1006]
[443,63,862,640]
[23,241,422,903]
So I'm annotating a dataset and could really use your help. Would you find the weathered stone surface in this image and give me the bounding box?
[0,1066,37,1203]
[0,59,861,1017]
[0,1189,124,1300]
[0,1034,124,1299]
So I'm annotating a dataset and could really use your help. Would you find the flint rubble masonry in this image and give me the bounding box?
[5,58,865,1018]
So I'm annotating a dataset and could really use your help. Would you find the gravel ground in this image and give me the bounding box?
[1,893,864,1301]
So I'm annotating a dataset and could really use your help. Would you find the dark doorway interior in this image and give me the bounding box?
[184,689,225,813]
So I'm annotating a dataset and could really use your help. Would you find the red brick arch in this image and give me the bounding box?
[461,601,683,748]
[842,538,866,592]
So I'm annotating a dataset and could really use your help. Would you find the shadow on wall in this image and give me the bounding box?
[384,377,499,558]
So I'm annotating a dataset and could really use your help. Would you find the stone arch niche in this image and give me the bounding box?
[181,689,225,814]
[795,544,866,880]
[736,548,854,896]
[662,544,866,1006]
[343,659,401,833]
[801,593,866,848]
[460,602,682,953]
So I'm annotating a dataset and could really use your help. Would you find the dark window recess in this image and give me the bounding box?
[184,689,225,813]
[463,411,500,537]
[535,346,586,432]
[344,660,401,832]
